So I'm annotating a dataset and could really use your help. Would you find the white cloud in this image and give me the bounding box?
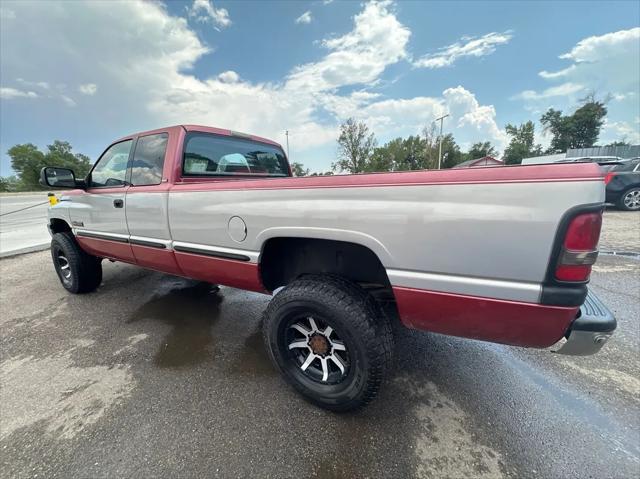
[414,31,513,69]
[321,86,507,151]
[443,86,507,150]
[512,82,585,101]
[600,119,640,144]
[518,27,639,145]
[295,11,312,25]
[217,71,239,83]
[0,87,37,99]
[16,78,49,90]
[187,0,231,30]
[79,83,97,95]
[61,95,76,107]
[537,27,639,92]
[286,0,410,92]
[0,0,506,169]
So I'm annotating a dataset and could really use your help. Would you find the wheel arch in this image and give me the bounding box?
[49,217,72,234]
[258,234,394,294]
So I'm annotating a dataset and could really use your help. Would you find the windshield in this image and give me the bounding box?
[183,132,290,178]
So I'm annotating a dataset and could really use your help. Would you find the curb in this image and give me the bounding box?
[0,243,50,259]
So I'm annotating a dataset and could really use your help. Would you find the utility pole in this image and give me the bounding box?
[435,114,449,169]
[285,130,290,159]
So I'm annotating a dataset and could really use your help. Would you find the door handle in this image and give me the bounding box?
[113,199,124,208]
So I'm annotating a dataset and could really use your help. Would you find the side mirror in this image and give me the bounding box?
[40,167,79,189]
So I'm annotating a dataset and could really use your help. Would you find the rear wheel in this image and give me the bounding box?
[263,275,393,412]
[51,232,102,294]
[618,187,640,211]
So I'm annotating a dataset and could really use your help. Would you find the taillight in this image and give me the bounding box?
[604,172,617,185]
[555,212,602,282]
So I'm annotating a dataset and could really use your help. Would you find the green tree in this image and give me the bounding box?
[333,118,377,173]
[439,134,464,168]
[7,143,46,190]
[466,141,497,161]
[420,124,442,170]
[45,141,92,176]
[290,161,310,177]
[367,148,394,172]
[502,121,542,165]
[7,140,92,190]
[0,176,20,192]
[370,135,427,172]
[540,97,607,152]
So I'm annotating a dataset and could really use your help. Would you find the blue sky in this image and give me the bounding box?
[1,0,639,175]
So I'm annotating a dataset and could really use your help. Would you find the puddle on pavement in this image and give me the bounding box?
[128,279,223,368]
[227,325,276,378]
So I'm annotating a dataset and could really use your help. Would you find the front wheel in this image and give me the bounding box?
[51,232,103,294]
[263,275,393,412]
[618,187,640,211]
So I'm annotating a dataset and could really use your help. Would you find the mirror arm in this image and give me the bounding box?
[75,178,87,190]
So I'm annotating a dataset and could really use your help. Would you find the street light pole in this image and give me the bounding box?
[435,114,449,169]
[285,130,290,159]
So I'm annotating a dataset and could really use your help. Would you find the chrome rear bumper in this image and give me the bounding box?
[550,289,616,356]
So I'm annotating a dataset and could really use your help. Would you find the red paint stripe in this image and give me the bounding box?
[174,251,265,293]
[168,163,603,193]
[76,236,135,263]
[61,162,602,195]
[393,286,578,348]
[77,235,265,292]
[130,244,184,276]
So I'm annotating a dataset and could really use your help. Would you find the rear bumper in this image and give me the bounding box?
[550,289,616,356]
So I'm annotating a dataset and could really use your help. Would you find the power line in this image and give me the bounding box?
[0,201,48,217]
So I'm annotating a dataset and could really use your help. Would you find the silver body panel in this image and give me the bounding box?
[49,178,604,303]
[166,181,603,301]
[68,190,128,236]
[125,190,172,241]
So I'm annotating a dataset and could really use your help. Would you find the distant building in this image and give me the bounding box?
[567,145,640,159]
[521,145,639,165]
[521,153,567,165]
[453,156,504,168]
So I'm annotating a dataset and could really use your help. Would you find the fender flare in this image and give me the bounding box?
[253,227,393,266]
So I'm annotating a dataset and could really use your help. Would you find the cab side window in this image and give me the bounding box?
[90,140,132,188]
[130,133,168,186]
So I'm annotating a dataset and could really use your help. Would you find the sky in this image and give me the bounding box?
[1,0,639,175]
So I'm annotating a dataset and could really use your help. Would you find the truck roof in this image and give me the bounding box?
[114,124,283,149]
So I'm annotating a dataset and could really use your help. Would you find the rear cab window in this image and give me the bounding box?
[182,132,289,178]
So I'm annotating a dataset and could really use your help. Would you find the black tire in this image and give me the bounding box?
[617,187,640,211]
[263,275,393,412]
[50,232,103,294]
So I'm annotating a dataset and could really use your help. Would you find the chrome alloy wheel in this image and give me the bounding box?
[56,252,72,282]
[287,317,349,383]
[623,189,640,210]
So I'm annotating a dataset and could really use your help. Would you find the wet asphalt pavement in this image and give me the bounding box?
[1,248,639,478]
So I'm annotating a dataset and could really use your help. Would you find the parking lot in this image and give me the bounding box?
[0,211,638,478]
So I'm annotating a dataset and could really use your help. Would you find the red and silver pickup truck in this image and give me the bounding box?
[40,124,616,411]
